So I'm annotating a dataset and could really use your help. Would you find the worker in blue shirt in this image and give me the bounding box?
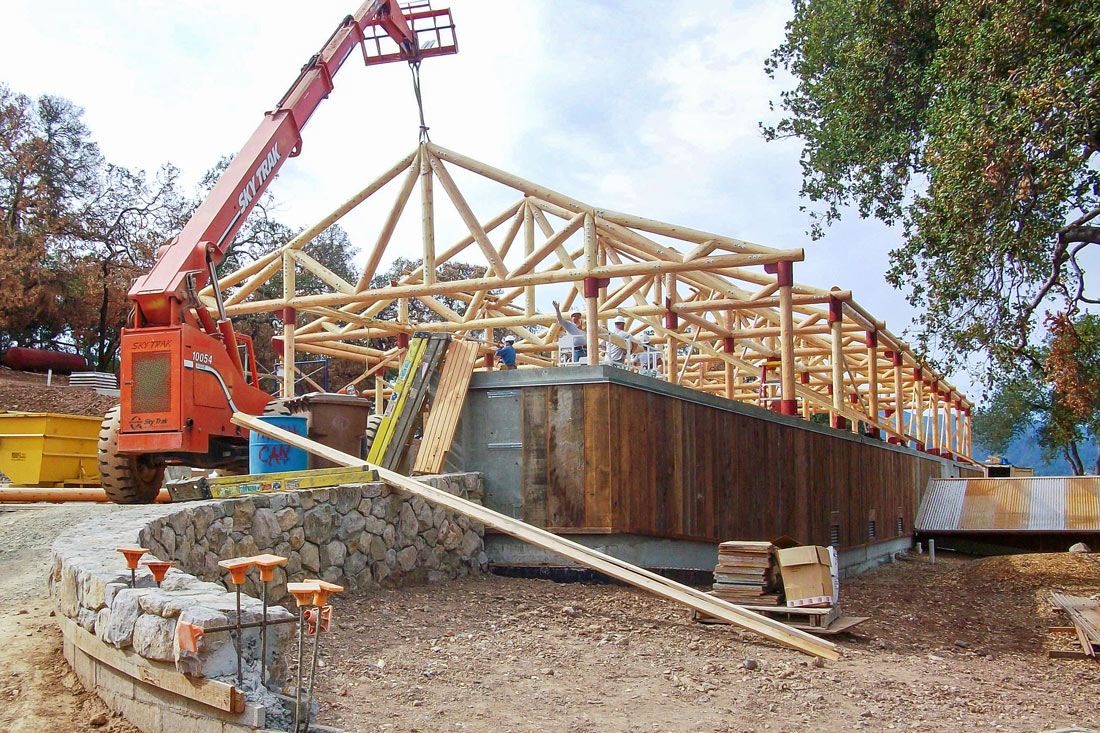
[495,334,518,370]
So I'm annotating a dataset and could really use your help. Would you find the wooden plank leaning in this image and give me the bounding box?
[232,412,841,660]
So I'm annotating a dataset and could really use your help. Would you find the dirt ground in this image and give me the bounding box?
[1,498,1099,733]
[0,504,138,733]
[308,552,1100,733]
[0,367,117,417]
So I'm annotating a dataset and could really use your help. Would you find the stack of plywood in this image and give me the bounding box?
[711,541,780,604]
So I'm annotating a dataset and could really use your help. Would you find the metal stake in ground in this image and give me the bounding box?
[287,582,322,733]
[116,547,149,588]
[218,557,258,688]
[251,554,288,687]
[302,579,343,733]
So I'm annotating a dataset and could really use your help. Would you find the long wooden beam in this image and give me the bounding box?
[233,412,841,660]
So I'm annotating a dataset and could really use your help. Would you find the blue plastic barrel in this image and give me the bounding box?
[248,415,308,474]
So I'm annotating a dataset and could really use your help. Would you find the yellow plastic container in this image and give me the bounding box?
[0,412,102,487]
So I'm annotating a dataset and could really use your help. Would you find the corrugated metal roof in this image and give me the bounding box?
[917,477,1100,532]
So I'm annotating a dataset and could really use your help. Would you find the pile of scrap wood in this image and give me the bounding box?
[1049,593,1100,660]
[711,541,780,603]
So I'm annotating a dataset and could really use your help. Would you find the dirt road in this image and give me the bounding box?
[0,504,138,733]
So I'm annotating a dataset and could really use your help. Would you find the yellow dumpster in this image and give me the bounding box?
[0,412,102,487]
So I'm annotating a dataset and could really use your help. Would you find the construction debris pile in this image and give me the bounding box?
[1050,592,1100,660]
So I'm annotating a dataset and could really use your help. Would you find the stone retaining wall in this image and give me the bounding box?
[50,473,484,732]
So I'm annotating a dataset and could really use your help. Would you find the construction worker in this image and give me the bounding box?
[343,383,359,397]
[632,333,662,376]
[605,315,636,366]
[552,300,586,362]
[495,335,518,370]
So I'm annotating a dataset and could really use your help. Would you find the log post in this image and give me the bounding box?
[420,144,435,285]
[890,351,903,436]
[930,384,940,453]
[774,261,797,416]
[945,394,955,457]
[665,275,679,381]
[723,337,735,400]
[829,296,844,428]
[374,376,384,415]
[950,400,959,457]
[523,201,535,317]
[282,251,296,399]
[865,329,879,437]
[584,215,599,364]
[912,368,924,447]
[964,407,972,457]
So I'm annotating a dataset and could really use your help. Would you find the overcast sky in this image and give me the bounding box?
[2,0,983,397]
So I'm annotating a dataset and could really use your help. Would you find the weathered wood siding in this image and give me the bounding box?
[520,381,957,549]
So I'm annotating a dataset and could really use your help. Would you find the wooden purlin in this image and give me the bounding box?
[232,412,842,660]
[207,142,973,459]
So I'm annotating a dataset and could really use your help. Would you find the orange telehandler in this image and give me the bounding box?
[98,1,457,502]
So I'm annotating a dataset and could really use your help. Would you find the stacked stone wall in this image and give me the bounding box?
[49,473,484,730]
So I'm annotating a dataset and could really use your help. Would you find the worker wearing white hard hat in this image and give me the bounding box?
[495,334,518,370]
[605,315,635,366]
[632,332,661,375]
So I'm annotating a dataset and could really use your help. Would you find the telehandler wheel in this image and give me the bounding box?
[98,405,165,504]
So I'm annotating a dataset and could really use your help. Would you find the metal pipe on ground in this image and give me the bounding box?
[0,487,172,503]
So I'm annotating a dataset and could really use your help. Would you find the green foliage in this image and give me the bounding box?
[972,315,1099,474]
[765,0,1100,371]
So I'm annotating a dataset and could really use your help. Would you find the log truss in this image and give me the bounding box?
[201,143,975,462]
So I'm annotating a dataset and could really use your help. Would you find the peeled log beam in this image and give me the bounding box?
[233,412,841,661]
[225,250,806,317]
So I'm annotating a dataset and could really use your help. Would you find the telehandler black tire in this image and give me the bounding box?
[98,405,165,504]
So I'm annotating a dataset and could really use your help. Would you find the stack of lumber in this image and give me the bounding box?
[1050,593,1100,659]
[711,541,780,604]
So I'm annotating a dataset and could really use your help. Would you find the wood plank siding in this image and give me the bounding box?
[520,381,955,549]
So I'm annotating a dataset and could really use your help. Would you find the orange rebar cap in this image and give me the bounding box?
[176,619,204,653]
[303,578,343,606]
[287,582,322,608]
[304,605,332,634]
[116,547,150,570]
[141,559,177,583]
[217,556,257,586]
[250,554,288,582]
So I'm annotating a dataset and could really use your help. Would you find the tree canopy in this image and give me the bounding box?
[972,313,1100,474]
[764,0,1100,373]
[0,82,361,376]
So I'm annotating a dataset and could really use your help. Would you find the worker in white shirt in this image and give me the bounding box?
[632,333,662,376]
[605,315,636,366]
[552,300,587,362]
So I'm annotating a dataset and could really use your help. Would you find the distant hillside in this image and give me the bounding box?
[973,426,1098,476]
